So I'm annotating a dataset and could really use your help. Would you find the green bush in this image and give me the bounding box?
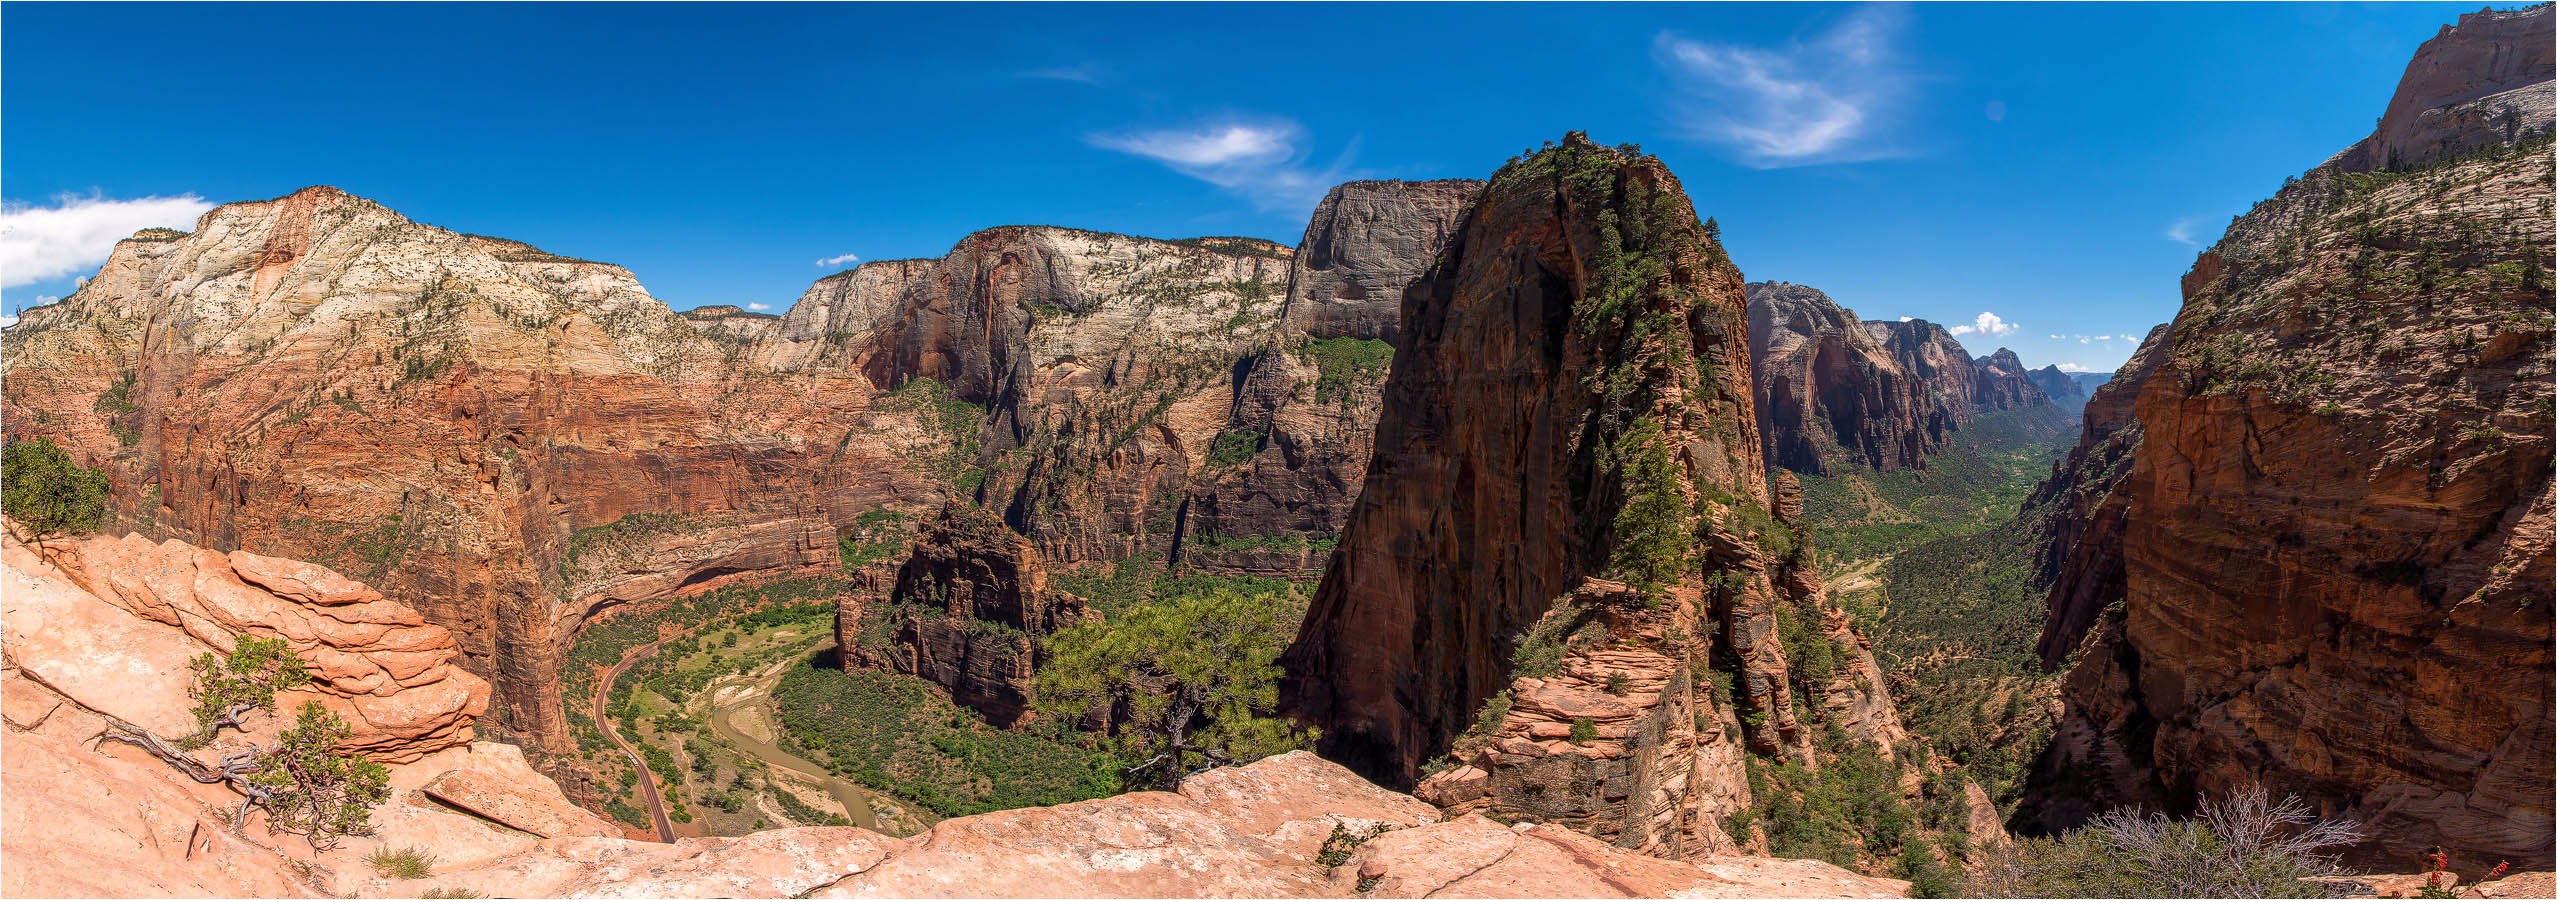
[1568,717,1599,744]
[1037,587,1308,788]
[366,846,436,879]
[2,437,109,536]
[1967,786,2361,898]
[247,702,392,848]
[186,635,312,740]
[1297,337,1394,404]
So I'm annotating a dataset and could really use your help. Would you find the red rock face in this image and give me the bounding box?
[0,187,924,753]
[2024,8,2555,874]
[851,504,1091,726]
[1280,137,1905,830]
[1746,281,2062,474]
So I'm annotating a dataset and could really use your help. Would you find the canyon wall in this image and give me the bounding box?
[2022,5,2555,875]
[1281,135,1903,858]
[1177,180,1478,577]
[1746,281,2063,475]
[0,188,918,753]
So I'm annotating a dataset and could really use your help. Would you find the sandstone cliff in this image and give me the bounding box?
[0,528,1905,899]
[0,187,922,754]
[846,503,1092,725]
[1282,136,1905,859]
[1746,281,2066,475]
[2022,6,2555,875]
[1178,180,1479,577]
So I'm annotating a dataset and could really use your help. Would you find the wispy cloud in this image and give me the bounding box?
[1,193,213,289]
[2165,217,2202,247]
[1949,311,2018,338]
[1656,6,1912,167]
[1090,118,1348,214]
[1021,63,1103,85]
[815,252,861,268]
[747,302,772,311]
[2056,362,2095,373]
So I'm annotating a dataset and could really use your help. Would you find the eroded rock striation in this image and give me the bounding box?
[2022,6,2555,875]
[1178,180,1479,577]
[0,187,920,754]
[1282,136,1905,859]
[1746,281,2065,474]
[846,503,1092,726]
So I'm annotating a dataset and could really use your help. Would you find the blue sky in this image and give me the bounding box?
[1,2,2482,373]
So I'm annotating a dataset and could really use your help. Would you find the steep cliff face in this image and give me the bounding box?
[1281,136,1904,858]
[0,187,927,751]
[829,226,1297,566]
[1746,281,2067,476]
[2024,7,2555,874]
[850,504,1093,726]
[2020,326,2174,669]
[1179,180,1480,576]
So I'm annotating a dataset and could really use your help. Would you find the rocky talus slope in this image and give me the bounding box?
[1177,180,1478,577]
[0,187,925,754]
[1281,136,1906,859]
[2021,4,2554,875]
[0,525,1906,898]
[1745,281,2063,474]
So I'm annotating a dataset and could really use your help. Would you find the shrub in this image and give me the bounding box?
[418,889,484,899]
[246,702,392,848]
[1568,717,1600,744]
[2,437,109,536]
[366,846,436,879]
[1967,786,2361,898]
[1037,587,1309,788]
[185,635,312,742]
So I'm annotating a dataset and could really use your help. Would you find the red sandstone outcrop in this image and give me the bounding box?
[1746,281,2063,474]
[1180,180,1479,576]
[847,503,1092,725]
[2331,5,2554,174]
[0,186,928,754]
[4,525,487,760]
[2023,6,2555,875]
[1281,136,1906,860]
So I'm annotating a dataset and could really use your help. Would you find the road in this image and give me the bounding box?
[593,635,677,843]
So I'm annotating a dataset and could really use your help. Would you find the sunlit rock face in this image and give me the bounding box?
[2021,5,2555,875]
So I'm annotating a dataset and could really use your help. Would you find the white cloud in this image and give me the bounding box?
[1,193,213,288]
[1090,118,1346,213]
[1021,63,1102,85]
[2078,337,2092,344]
[815,252,861,268]
[1948,311,2018,338]
[2119,333,2139,342]
[2165,217,2201,247]
[746,302,772,311]
[1898,316,1914,322]
[2056,362,2095,373]
[1655,6,1912,167]
[2046,333,2065,340]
